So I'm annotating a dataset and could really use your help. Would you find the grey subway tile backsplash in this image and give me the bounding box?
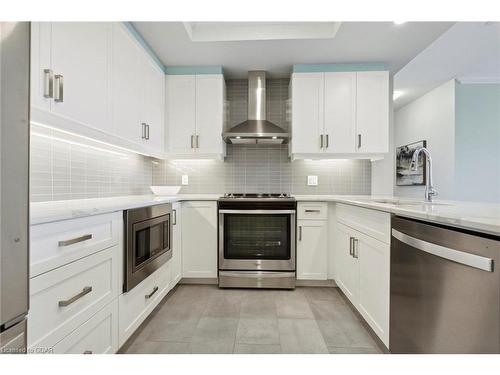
[152,144,371,195]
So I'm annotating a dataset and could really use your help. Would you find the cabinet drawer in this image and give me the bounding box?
[119,260,171,346]
[297,202,328,220]
[31,212,121,277]
[28,245,119,350]
[52,299,118,354]
[336,203,390,244]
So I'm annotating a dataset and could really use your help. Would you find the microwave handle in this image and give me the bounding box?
[172,209,177,225]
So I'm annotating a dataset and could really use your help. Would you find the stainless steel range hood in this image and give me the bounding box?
[222,71,289,144]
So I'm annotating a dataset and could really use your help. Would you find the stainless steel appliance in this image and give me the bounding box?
[222,71,290,145]
[390,215,500,353]
[123,204,173,292]
[218,194,296,289]
[0,22,30,354]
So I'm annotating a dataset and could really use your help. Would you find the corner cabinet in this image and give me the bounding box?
[165,74,226,159]
[333,204,390,347]
[290,71,389,159]
[30,22,165,158]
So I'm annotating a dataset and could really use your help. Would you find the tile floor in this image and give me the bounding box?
[121,285,384,354]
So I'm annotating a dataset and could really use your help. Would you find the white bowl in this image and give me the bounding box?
[150,186,181,196]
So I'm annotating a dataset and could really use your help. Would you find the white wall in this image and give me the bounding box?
[371,77,394,196]
[393,80,456,199]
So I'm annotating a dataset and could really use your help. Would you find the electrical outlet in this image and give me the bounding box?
[181,175,189,185]
[307,175,318,186]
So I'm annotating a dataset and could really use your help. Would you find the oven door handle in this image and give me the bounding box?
[219,210,296,214]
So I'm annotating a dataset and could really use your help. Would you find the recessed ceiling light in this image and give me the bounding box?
[394,21,407,25]
[393,90,403,100]
[236,136,241,139]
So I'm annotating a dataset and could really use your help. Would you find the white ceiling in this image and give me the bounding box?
[394,22,500,109]
[132,22,454,78]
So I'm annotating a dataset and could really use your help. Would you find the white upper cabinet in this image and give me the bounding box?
[290,73,324,154]
[166,74,225,158]
[31,22,165,157]
[111,23,164,155]
[166,75,196,154]
[291,70,389,158]
[324,72,356,154]
[195,75,225,155]
[31,22,111,133]
[355,71,389,153]
[50,23,112,133]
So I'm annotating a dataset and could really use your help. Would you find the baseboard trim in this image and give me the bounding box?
[296,279,337,287]
[180,277,218,285]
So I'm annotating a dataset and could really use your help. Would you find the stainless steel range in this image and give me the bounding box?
[218,193,296,289]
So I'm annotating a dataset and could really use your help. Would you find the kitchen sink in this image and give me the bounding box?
[371,198,452,206]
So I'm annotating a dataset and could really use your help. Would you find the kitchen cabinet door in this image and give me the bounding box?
[291,73,324,154]
[166,75,196,154]
[324,72,356,154]
[195,75,224,154]
[50,22,112,133]
[334,222,358,305]
[30,22,52,112]
[297,220,328,280]
[181,201,217,278]
[357,231,390,346]
[139,52,164,153]
[355,71,389,153]
[171,202,182,286]
[111,23,143,144]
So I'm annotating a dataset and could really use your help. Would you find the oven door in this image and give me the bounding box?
[125,211,172,292]
[219,210,296,271]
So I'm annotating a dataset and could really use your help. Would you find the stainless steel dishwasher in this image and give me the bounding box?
[390,215,500,354]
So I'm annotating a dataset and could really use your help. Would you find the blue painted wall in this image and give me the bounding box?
[455,83,500,203]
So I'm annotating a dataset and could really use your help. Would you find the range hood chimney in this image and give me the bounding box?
[222,71,289,144]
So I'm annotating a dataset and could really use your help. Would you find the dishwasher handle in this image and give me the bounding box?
[392,228,494,272]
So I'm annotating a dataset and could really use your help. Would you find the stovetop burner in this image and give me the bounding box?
[223,193,291,199]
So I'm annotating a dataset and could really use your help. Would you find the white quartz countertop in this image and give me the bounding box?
[295,195,500,236]
[30,194,221,225]
[31,193,500,236]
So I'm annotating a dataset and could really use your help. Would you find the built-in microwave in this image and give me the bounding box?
[123,203,173,292]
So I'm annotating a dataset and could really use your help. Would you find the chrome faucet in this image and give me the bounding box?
[411,146,438,202]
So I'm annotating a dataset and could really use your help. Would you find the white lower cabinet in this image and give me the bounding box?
[52,299,118,354]
[118,261,171,346]
[333,220,390,347]
[181,201,218,278]
[171,202,183,286]
[297,220,328,280]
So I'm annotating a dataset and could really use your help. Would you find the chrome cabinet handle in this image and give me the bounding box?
[305,209,321,213]
[196,135,199,148]
[145,286,159,299]
[320,134,324,149]
[353,238,359,259]
[141,123,147,139]
[58,286,92,307]
[298,226,302,241]
[58,234,92,247]
[172,209,177,225]
[191,135,194,148]
[349,237,354,256]
[43,69,54,98]
[146,124,150,140]
[392,229,493,272]
[325,134,329,148]
[357,134,362,149]
[83,350,93,354]
[54,74,64,102]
